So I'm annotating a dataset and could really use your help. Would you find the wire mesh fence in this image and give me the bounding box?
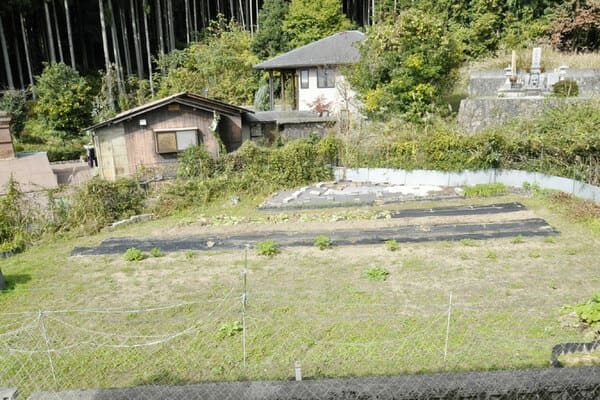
[1,269,599,399]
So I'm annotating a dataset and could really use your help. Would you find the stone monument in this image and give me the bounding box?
[497,47,569,98]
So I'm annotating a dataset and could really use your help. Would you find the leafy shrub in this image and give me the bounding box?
[31,62,92,137]
[550,2,600,52]
[553,79,579,97]
[313,235,332,250]
[385,240,399,252]
[177,145,216,179]
[66,177,146,234]
[185,251,196,259]
[464,183,507,198]
[257,240,280,257]
[460,238,477,246]
[511,235,525,244]
[218,321,243,338]
[338,101,600,186]
[0,177,35,253]
[348,10,460,120]
[0,90,27,138]
[150,247,165,258]
[364,266,390,282]
[157,18,259,105]
[46,145,84,162]
[154,139,332,216]
[572,292,600,326]
[124,247,145,262]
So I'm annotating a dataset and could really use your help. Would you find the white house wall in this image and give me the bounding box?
[297,67,359,115]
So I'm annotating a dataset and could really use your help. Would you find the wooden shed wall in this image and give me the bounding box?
[122,104,222,175]
[219,115,243,152]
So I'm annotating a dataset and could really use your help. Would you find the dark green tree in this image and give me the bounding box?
[282,0,352,48]
[31,62,93,137]
[157,18,259,105]
[251,0,290,59]
[348,10,460,121]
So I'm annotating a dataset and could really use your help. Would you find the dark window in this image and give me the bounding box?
[300,69,309,89]
[317,68,335,88]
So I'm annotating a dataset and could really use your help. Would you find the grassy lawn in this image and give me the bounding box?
[1,192,599,396]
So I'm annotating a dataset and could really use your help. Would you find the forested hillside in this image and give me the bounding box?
[1,0,598,90]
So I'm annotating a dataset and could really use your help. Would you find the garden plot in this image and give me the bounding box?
[72,202,557,256]
[259,181,462,209]
[1,194,598,396]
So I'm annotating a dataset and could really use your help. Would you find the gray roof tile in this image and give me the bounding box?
[254,31,365,70]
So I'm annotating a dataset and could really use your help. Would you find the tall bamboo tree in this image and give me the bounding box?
[43,0,57,63]
[98,0,115,111]
[64,0,75,68]
[185,0,190,43]
[167,0,175,51]
[19,13,34,90]
[155,0,164,56]
[130,0,144,79]
[108,0,125,98]
[0,15,14,90]
[119,3,133,76]
[143,0,154,95]
[51,0,65,62]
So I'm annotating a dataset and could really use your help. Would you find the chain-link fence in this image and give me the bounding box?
[1,270,599,399]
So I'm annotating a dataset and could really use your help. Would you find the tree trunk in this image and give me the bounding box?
[9,17,24,89]
[143,0,154,96]
[0,16,14,90]
[199,0,206,31]
[185,0,190,44]
[155,0,165,56]
[255,0,259,31]
[20,14,35,91]
[76,1,89,72]
[167,0,175,51]
[51,0,65,62]
[120,4,133,76]
[228,0,235,21]
[44,0,57,63]
[192,0,197,34]
[249,0,253,35]
[238,0,246,29]
[98,0,115,111]
[64,0,76,68]
[131,0,144,79]
[108,0,126,99]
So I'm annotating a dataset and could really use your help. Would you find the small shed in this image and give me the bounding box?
[88,93,252,181]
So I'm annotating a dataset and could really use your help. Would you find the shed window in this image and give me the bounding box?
[300,69,309,89]
[155,129,199,154]
[317,68,335,88]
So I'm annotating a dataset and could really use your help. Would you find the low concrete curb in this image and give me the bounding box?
[28,366,600,400]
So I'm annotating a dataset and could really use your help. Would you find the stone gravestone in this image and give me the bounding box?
[528,47,542,91]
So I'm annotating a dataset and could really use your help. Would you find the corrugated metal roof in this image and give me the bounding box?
[87,92,253,131]
[254,31,365,70]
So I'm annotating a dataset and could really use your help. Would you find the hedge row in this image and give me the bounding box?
[340,102,600,185]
